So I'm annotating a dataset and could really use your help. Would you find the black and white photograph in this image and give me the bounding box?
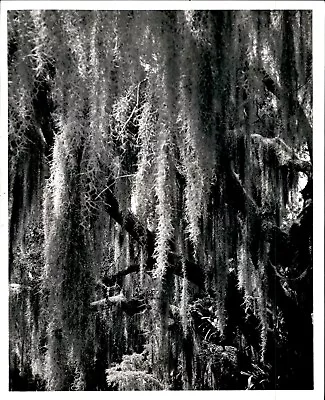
[3,0,324,393]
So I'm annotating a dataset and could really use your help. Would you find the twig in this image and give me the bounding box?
[119,78,147,136]
[94,174,135,201]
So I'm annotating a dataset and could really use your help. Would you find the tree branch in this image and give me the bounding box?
[90,293,148,316]
[101,187,205,289]
[103,264,145,287]
[103,256,205,290]
[229,166,260,217]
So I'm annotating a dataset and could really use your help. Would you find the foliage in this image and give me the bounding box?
[240,362,272,390]
[106,347,164,390]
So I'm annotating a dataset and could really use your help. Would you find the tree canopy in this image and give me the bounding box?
[8,10,313,391]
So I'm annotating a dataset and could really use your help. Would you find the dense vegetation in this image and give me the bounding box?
[8,10,313,390]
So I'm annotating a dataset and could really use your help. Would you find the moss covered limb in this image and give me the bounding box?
[102,187,206,289]
[90,293,147,316]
